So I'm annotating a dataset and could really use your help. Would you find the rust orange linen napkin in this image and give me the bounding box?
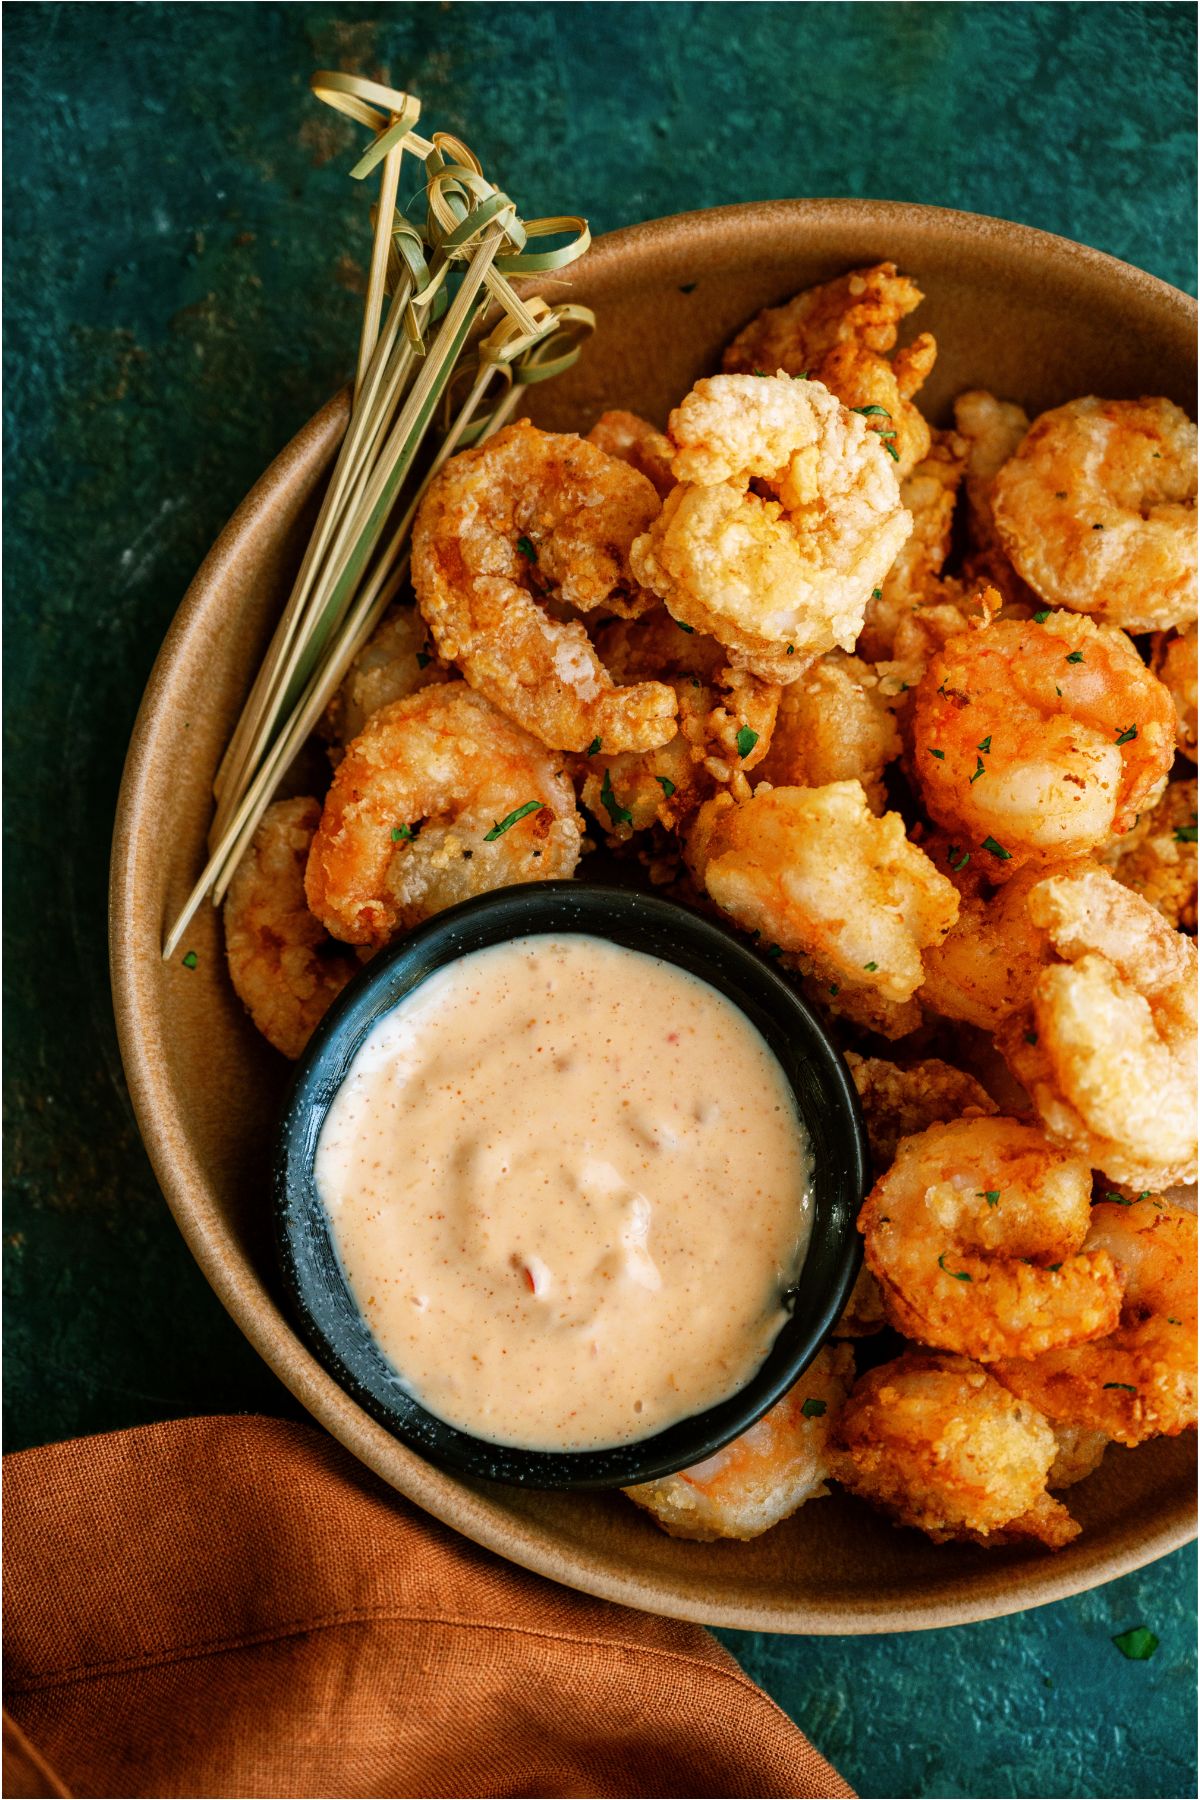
[3,1415,852,1800]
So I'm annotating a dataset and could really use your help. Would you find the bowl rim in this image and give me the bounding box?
[275,881,868,1489]
[110,197,1198,1632]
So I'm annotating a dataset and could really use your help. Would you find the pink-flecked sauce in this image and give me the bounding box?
[315,934,813,1451]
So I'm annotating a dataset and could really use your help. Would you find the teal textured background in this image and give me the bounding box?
[3,5,1196,1795]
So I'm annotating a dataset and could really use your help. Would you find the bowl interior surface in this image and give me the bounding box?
[111,199,1197,1632]
[276,883,866,1489]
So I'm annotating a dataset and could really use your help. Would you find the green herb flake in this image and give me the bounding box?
[786,643,796,655]
[655,775,676,798]
[1114,725,1138,745]
[977,736,992,753]
[485,800,544,841]
[1032,610,1051,624]
[938,1253,972,1281]
[766,943,783,959]
[977,1189,1001,1206]
[599,769,633,828]
[584,736,602,757]
[415,647,432,669]
[1024,1030,1038,1046]
[752,367,769,377]
[872,588,883,601]
[1105,1192,1133,1205]
[863,961,878,972]
[1046,1263,1062,1272]
[736,725,759,759]
[390,824,414,842]
[969,756,987,784]
[181,950,198,970]
[854,404,892,418]
[949,846,970,872]
[1112,1626,1158,1661]
[882,440,900,461]
[516,535,537,563]
[801,1397,827,1419]
[674,618,695,634]
[1103,1382,1137,1393]
[1065,650,1085,664]
[929,747,945,760]
[1174,823,1198,843]
[792,370,811,380]
[829,983,840,996]
[982,835,1012,860]
[1137,1191,1152,1201]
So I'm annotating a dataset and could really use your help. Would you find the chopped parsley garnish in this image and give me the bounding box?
[390,823,415,842]
[929,747,945,759]
[1137,1191,1152,1201]
[1046,1263,1062,1272]
[1105,1192,1133,1205]
[863,961,878,971]
[1033,609,1051,623]
[1111,1627,1159,1661]
[1174,822,1197,843]
[1114,725,1138,745]
[854,404,892,418]
[516,535,537,563]
[655,775,676,798]
[584,736,602,757]
[1024,1030,1038,1045]
[938,1253,972,1281]
[882,440,900,461]
[766,943,783,959]
[793,370,810,379]
[736,725,759,759]
[949,846,970,871]
[599,768,633,827]
[415,647,432,669]
[181,949,198,970]
[977,735,992,753]
[485,800,544,840]
[829,983,840,996]
[982,835,1011,860]
[872,588,883,600]
[1103,1382,1137,1393]
[978,1189,1001,1206]
[1065,650,1084,664]
[801,1397,827,1418]
[786,643,796,655]
[969,756,987,784]
[674,618,695,634]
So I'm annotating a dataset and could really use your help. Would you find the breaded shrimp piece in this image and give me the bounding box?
[918,848,1083,1032]
[630,374,911,682]
[412,421,677,754]
[722,262,937,475]
[623,1345,855,1541]
[686,782,959,1016]
[991,397,1198,632]
[994,1199,1197,1447]
[859,430,969,659]
[321,604,450,746]
[1150,621,1198,761]
[845,1052,998,1172]
[754,650,902,813]
[1047,1423,1109,1489]
[224,797,358,1060]
[998,867,1198,1189]
[305,685,583,949]
[1097,777,1197,931]
[860,1117,1122,1362]
[586,409,675,498]
[953,389,1037,608]
[834,1351,1080,1548]
[911,611,1176,873]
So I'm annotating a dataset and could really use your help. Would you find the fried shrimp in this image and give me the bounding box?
[1047,1423,1109,1489]
[1097,777,1197,931]
[630,374,912,682]
[911,611,1176,872]
[990,397,1198,632]
[953,389,1036,607]
[586,410,675,497]
[994,1199,1197,1447]
[321,604,450,746]
[1151,621,1198,761]
[305,685,583,949]
[224,797,358,1060]
[754,651,902,813]
[918,849,1080,1032]
[845,1053,998,1172]
[623,1345,855,1541]
[722,262,938,475]
[860,1116,1122,1362]
[834,1351,1080,1548]
[859,430,969,659]
[411,421,677,754]
[687,783,959,1022]
[997,867,1198,1189]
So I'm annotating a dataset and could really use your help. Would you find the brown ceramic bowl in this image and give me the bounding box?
[111,200,1197,1633]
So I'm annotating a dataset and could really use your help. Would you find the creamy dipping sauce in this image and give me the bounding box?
[315,934,813,1452]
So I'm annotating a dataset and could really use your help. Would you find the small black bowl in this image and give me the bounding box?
[276,882,868,1489]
